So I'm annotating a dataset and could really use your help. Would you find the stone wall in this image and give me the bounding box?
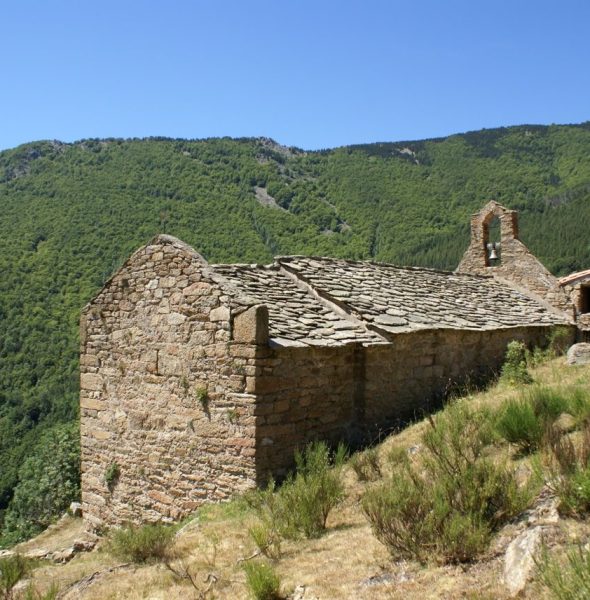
[81,229,574,528]
[561,279,590,336]
[253,325,561,480]
[80,237,261,528]
[457,201,571,314]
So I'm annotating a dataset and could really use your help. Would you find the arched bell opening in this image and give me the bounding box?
[483,214,502,267]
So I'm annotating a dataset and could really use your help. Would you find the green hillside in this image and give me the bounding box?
[1,123,590,543]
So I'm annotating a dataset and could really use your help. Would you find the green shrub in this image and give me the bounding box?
[350,447,382,482]
[547,422,590,516]
[0,554,30,599]
[279,442,346,539]
[1,423,80,546]
[501,341,533,386]
[363,401,532,564]
[104,462,121,491]
[496,386,582,453]
[243,560,283,600]
[106,523,177,564]
[564,387,590,424]
[246,482,283,559]
[247,442,346,553]
[537,543,590,599]
[496,398,545,453]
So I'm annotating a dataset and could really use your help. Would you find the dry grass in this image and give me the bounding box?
[17,358,590,599]
[13,515,87,555]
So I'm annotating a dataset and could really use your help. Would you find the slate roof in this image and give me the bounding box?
[212,255,569,348]
[212,264,385,347]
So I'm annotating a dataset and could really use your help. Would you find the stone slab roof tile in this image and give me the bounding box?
[277,256,568,333]
[211,264,385,347]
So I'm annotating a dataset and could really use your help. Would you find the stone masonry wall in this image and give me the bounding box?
[80,237,260,528]
[457,201,571,314]
[253,324,564,480]
[252,344,359,481]
[563,281,590,336]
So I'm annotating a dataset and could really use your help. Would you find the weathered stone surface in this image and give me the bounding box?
[503,527,543,596]
[209,306,230,322]
[277,254,568,335]
[80,373,102,391]
[567,343,590,365]
[80,236,256,528]
[213,263,383,345]
[233,305,269,344]
[69,502,83,517]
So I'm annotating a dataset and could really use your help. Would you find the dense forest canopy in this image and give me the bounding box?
[1,123,590,544]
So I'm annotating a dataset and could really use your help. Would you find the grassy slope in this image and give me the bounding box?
[18,358,590,600]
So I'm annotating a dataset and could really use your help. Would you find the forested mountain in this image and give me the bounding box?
[1,123,590,544]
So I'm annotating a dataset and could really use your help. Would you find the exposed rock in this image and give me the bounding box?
[567,343,590,365]
[503,526,543,596]
[254,186,287,211]
[291,585,319,600]
[69,502,83,517]
[553,412,577,434]
[52,547,77,563]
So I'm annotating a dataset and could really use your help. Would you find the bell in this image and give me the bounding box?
[489,246,498,261]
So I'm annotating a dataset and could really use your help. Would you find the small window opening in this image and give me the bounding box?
[580,285,590,314]
[484,216,502,267]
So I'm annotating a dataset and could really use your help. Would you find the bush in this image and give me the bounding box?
[496,398,545,453]
[362,401,532,564]
[350,447,382,482]
[546,421,590,516]
[1,423,80,546]
[501,341,533,386]
[0,554,30,599]
[496,386,584,453]
[106,523,177,564]
[564,387,590,424]
[547,326,572,357]
[537,543,590,599]
[243,560,283,600]
[279,442,346,539]
[246,482,283,559]
[247,442,346,555]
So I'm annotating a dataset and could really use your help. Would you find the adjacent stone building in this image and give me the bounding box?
[559,268,590,340]
[80,202,575,527]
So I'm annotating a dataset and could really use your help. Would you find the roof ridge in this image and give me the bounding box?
[277,255,496,279]
[277,262,387,342]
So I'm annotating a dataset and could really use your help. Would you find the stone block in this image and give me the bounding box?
[210,306,230,322]
[167,312,187,325]
[86,428,111,440]
[233,305,269,345]
[80,373,102,391]
[81,397,104,411]
[148,490,173,505]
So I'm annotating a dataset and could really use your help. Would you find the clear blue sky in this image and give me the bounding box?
[1,0,588,151]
